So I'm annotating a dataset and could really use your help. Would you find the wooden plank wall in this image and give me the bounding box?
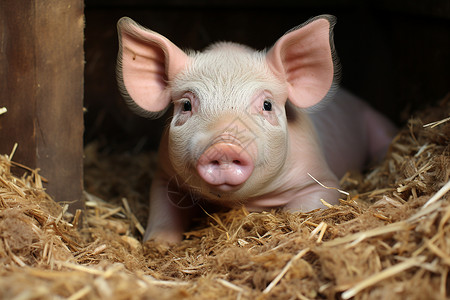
[0,1,85,213]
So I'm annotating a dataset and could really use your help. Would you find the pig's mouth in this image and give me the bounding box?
[207,182,243,196]
[196,142,255,192]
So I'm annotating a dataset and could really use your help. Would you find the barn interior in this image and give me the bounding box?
[0,1,449,299]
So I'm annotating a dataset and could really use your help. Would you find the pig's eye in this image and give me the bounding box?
[263,100,272,111]
[182,100,192,112]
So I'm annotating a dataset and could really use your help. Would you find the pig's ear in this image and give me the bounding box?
[266,15,339,108]
[117,17,189,117]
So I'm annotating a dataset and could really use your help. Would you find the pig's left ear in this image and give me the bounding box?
[266,15,338,108]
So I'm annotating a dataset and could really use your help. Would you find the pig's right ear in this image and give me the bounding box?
[266,15,339,108]
[117,17,189,117]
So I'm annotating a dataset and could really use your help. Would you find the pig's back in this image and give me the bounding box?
[307,88,373,178]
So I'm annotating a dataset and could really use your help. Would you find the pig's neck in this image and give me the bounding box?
[245,108,340,211]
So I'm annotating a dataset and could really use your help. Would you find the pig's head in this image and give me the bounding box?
[117,16,338,204]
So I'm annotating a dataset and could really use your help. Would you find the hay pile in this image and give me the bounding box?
[0,96,449,299]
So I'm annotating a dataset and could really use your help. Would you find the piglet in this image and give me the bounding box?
[116,15,396,243]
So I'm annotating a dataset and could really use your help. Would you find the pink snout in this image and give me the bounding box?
[197,143,254,190]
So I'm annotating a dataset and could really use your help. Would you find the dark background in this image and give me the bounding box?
[84,0,449,152]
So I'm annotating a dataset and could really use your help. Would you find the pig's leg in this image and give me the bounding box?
[363,107,397,162]
[143,172,185,243]
[283,176,341,211]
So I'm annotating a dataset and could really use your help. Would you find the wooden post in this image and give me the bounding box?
[0,1,84,213]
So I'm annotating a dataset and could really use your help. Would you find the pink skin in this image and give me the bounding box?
[197,142,254,189]
[116,15,397,243]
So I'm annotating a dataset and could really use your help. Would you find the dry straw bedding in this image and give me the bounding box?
[0,97,449,299]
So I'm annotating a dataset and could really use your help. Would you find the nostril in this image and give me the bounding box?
[211,160,242,165]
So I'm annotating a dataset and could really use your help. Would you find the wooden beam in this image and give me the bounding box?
[0,0,85,213]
